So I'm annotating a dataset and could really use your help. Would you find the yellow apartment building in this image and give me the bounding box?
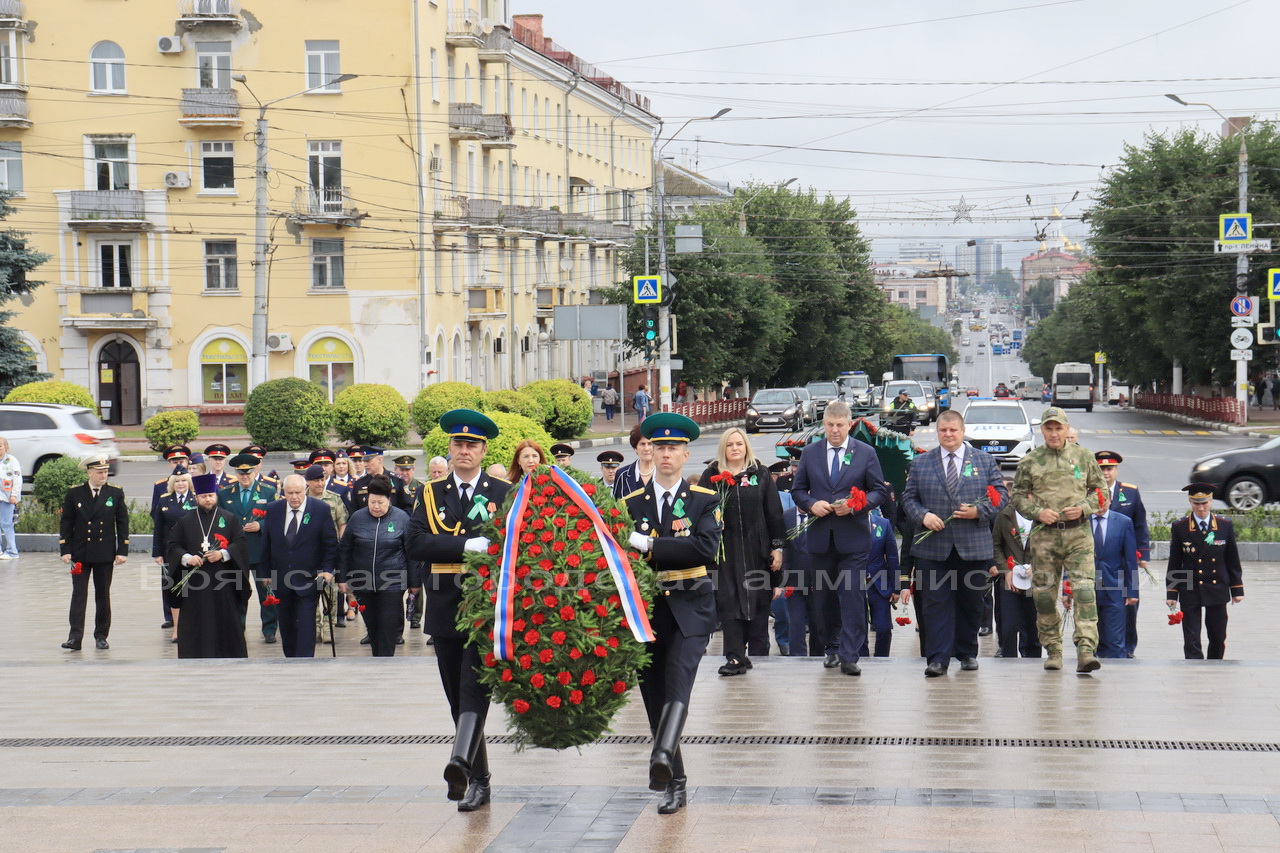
[1,0,657,424]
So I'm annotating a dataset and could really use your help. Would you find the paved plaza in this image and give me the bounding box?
[3,554,1279,852]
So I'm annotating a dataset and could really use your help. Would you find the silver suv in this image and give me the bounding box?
[0,403,120,483]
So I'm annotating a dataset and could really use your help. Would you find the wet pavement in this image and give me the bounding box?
[3,553,1279,852]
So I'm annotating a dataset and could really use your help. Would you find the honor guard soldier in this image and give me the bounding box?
[204,444,234,489]
[60,453,129,650]
[151,445,191,511]
[549,443,575,466]
[349,447,410,514]
[1094,451,1150,658]
[406,409,510,811]
[219,453,279,643]
[1166,483,1244,660]
[622,413,721,815]
[596,450,623,489]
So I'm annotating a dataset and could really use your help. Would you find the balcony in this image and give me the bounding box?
[433,195,501,229]
[467,286,506,322]
[290,186,365,227]
[176,0,242,29]
[478,26,511,62]
[0,0,26,28]
[0,92,28,128]
[66,190,152,231]
[63,288,158,331]
[535,287,560,317]
[448,104,513,147]
[446,8,483,47]
[179,87,242,127]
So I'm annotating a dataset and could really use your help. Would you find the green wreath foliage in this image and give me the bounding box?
[457,466,655,750]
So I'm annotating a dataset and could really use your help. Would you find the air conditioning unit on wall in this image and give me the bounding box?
[163,171,191,189]
[157,36,184,54]
[266,333,293,353]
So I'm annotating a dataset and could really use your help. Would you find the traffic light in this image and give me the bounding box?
[1258,325,1280,345]
[643,306,659,361]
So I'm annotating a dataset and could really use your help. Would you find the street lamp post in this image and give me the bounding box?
[653,108,730,412]
[235,73,358,387]
[1166,94,1250,412]
[737,177,797,235]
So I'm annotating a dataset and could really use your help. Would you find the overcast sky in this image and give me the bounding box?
[522,0,1277,264]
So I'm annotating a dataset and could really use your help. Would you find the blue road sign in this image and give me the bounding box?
[1221,214,1252,243]
[633,275,662,304]
[1270,271,1280,301]
[1233,296,1255,315]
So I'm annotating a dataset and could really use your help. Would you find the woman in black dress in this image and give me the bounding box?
[698,427,785,675]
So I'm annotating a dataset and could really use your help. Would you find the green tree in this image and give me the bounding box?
[988,268,1019,299]
[1022,285,1105,382]
[1024,276,1056,321]
[0,194,52,396]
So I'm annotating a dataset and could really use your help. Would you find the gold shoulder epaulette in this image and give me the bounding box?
[623,488,645,500]
[689,485,716,495]
[1120,482,1136,489]
[429,475,449,484]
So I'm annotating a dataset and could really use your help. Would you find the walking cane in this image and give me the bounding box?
[323,582,337,658]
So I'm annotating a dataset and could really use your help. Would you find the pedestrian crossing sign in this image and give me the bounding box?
[1270,269,1280,301]
[1221,214,1252,244]
[633,275,662,304]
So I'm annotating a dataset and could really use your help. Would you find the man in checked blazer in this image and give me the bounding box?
[790,401,889,676]
[902,409,1007,677]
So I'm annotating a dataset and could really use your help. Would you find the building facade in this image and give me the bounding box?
[873,261,953,318]
[2,1,657,423]
[953,238,1002,290]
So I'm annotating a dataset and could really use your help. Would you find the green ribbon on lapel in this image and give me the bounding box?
[467,493,490,520]
[673,498,686,519]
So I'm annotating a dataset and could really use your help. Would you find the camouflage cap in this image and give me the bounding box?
[1040,406,1070,426]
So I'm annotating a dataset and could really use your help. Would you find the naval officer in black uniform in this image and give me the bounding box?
[406,409,510,812]
[60,453,130,650]
[1166,482,1244,659]
[622,412,721,815]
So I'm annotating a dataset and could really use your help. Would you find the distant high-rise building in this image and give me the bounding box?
[898,241,945,263]
[954,239,1003,289]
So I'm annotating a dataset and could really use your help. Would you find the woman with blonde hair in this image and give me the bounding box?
[331,451,353,487]
[506,439,547,483]
[152,468,196,642]
[698,427,785,676]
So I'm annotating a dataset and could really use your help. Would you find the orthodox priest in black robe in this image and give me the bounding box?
[166,473,252,658]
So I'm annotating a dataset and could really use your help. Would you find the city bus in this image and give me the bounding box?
[891,354,951,411]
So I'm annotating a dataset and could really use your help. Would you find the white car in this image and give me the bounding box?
[962,400,1039,467]
[0,403,120,484]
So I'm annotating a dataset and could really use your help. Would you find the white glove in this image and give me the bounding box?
[628,531,652,552]
[463,537,490,553]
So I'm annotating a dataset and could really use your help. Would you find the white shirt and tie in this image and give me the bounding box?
[941,445,967,493]
[286,505,303,541]
[654,481,679,526]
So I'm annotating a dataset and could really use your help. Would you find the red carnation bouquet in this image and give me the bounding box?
[458,466,656,750]
[914,485,1004,544]
[789,485,871,540]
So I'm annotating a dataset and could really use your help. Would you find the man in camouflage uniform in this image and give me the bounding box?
[1011,407,1107,673]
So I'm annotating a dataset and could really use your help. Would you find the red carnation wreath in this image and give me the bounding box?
[458,466,656,750]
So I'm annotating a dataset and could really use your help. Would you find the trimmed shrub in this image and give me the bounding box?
[143,410,200,453]
[519,379,593,439]
[33,455,87,513]
[332,383,409,447]
[5,380,96,411]
[421,410,552,475]
[410,381,483,435]
[243,378,332,450]
[479,388,544,423]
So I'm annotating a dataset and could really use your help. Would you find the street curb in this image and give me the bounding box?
[1129,406,1273,438]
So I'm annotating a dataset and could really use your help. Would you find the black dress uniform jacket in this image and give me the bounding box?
[60,482,130,562]
[406,474,511,638]
[623,481,719,637]
[1166,514,1244,606]
[349,472,412,514]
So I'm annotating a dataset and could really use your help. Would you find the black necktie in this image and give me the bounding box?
[459,482,471,513]
[286,510,299,542]
[1199,520,1208,535]
[830,446,841,481]
[1092,517,1103,550]
[945,452,959,493]
[661,492,673,528]
[91,488,99,500]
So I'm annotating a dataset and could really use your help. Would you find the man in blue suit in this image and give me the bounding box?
[861,512,900,657]
[901,409,1006,677]
[1088,504,1139,659]
[791,401,888,676]
[1094,451,1149,658]
[258,474,338,657]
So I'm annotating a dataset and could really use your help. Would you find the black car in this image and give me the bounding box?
[746,388,804,433]
[804,380,839,419]
[1189,435,1280,510]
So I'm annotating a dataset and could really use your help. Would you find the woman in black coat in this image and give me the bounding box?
[338,475,412,656]
[698,427,785,675]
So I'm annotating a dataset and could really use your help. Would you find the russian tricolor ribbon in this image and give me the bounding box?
[492,466,654,660]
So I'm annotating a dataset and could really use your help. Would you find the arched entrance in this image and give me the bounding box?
[97,338,141,425]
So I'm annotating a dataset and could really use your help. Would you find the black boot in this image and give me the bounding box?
[458,774,491,811]
[649,701,688,792]
[657,746,686,814]
[444,711,484,801]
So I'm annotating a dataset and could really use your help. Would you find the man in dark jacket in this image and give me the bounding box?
[60,453,129,650]
[259,474,338,657]
[1166,483,1244,659]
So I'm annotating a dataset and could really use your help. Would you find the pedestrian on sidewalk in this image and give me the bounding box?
[601,382,619,421]
[1271,375,1280,411]
[0,436,21,560]
[634,385,651,422]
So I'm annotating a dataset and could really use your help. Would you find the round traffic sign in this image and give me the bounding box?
[1231,296,1254,316]
[1231,328,1254,349]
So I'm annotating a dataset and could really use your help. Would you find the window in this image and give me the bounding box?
[93,141,129,190]
[0,31,20,87]
[312,239,344,289]
[307,141,343,211]
[430,48,439,101]
[204,241,237,290]
[306,337,355,403]
[304,40,342,91]
[0,142,22,193]
[90,41,125,93]
[200,141,234,190]
[98,243,132,288]
[196,41,232,89]
[200,338,248,404]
